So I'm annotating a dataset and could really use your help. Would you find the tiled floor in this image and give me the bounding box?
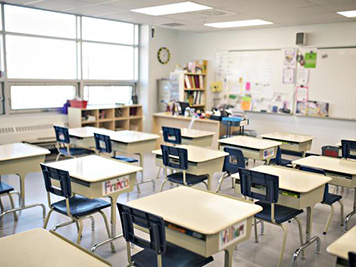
[0,153,354,266]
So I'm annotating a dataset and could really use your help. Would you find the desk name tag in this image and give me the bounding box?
[219,220,246,250]
[102,177,129,195]
[263,148,275,159]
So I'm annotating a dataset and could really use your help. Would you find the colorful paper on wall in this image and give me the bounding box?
[283,68,295,84]
[241,96,252,111]
[297,69,309,85]
[210,81,223,92]
[304,52,317,68]
[284,49,296,67]
[296,86,308,102]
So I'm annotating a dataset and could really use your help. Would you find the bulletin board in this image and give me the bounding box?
[215,49,296,113]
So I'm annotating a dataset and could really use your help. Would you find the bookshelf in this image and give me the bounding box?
[183,60,207,111]
[68,104,142,131]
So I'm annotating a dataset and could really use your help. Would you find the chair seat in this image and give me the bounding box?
[52,195,110,218]
[269,158,292,166]
[167,172,208,186]
[322,193,342,205]
[59,147,95,156]
[255,201,303,224]
[112,155,138,163]
[0,182,14,194]
[132,241,214,267]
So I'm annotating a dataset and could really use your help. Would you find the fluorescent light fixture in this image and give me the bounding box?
[204,19,273,28]
[337,10,356,17]
[131,1,212,16]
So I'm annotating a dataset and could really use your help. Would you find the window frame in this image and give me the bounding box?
[0,3,139,115]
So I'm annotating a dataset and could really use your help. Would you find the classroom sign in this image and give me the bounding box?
[219,220,246,250]
[102,177,130,195]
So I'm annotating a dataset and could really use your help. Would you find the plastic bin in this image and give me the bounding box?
[321,145,339,158]
[69,100,88,109]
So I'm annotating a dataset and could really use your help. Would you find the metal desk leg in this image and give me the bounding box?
[344,188,356,231]
[292,207,321,266]
[134,153,155,193]
[224,245,234,267]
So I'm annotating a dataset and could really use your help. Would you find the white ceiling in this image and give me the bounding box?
[3,0,356,32]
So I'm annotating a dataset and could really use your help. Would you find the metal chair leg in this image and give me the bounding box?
[159,180,168,192]
[10,191,21,206]
[156,167,162,179]
[254,218,259,243]
[294,217,305,259]
[56,153,61,161]
[98,210,115,252]
[339,200,344,227]
[43,209,54,229]
[277,224,288,267]
[76,219,84,244]
[260,220,264,236]
[7,193,18,221]
[216,173,227,193]
[203,181,208,190]
[323,204,334,235]
[88,215,95,231]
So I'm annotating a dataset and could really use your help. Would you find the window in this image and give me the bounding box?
[83,85,133,106]
[82,17,134,44]
[5,5,76,38]
[6,36,77,79]
[10,85,76,110]
[82,43,134,80]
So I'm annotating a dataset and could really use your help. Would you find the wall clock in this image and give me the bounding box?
[157,47,170,64]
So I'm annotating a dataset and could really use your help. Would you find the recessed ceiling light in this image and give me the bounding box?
[131,1,212,16]
[204,19,273,28]
[337,10,356,17]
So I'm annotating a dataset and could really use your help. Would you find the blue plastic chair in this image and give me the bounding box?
[54,126,94,161]
[216,147,245,193]
[159,145,209,191]
[299,166,344,234]
[94,133,138,163]
[0,181,19,226]
[269,147,292,166]
[238,168,304,267]
[349,252,356,267]
[341,140,356,160]
[117,203,214,267]
[162,127,182,145]
[41,164,112,245]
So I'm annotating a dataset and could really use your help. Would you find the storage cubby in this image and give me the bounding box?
[115,120,129,131]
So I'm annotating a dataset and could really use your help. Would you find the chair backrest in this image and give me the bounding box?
[238,168,279,203]
[223,147,245,174]
[162,127,181,145]
[273,146,282,165]
[349,252,356,267]
[40,164,72,198]
[299,166,329,199]
[161,145,188,170]
[54,125,70,144]
[94,133,112,153]
[117,203,166,256]
[341,140,356,160]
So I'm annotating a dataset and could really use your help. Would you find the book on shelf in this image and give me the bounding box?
[186,91,204,105]
[184,74,204,89]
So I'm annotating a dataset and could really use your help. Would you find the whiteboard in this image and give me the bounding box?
[302,47,356,119]
[215,49,295,112]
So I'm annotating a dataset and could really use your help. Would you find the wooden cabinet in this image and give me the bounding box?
[68,105,142,131]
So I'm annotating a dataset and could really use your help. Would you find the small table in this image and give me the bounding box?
[260,132,314,157]
[180,128,215,147]
[292,156,356,230]
[152,145,228,191]
[69,127,160,192]
[0,228,111,267]
[232,165,331,265]
[218,136,281,164]
[0,143,50,219]
[44,155,142,252]
[327,225,356,266]
[127,187,262,267]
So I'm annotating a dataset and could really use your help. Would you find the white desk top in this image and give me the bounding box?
[218,136,282,150]
[44,155,142,182]
[260,132,314,143]
[327,225,356,260]
[127,187,262,235]
[237,165,331,193]
[109,130,160,143]
[0,228,111,267]
[181,128,215,138]
[152,145,228,163]
[293,156,356,176]
[0,143,50,162]
[69,127,114,138]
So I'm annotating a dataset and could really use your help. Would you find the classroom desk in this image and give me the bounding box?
[0,228,111,267]
[218,136,281,164]
[292,156,356,230]
[127,187,262,267]
[327,225,356,266]
[177,128,215,147]
[0,143,50,218]
[69,127,160,192]
[152,145,228,191]
[44,155,142,252]
[260,131,314,157]
[336,139,356,157]
[232,165,331,265]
